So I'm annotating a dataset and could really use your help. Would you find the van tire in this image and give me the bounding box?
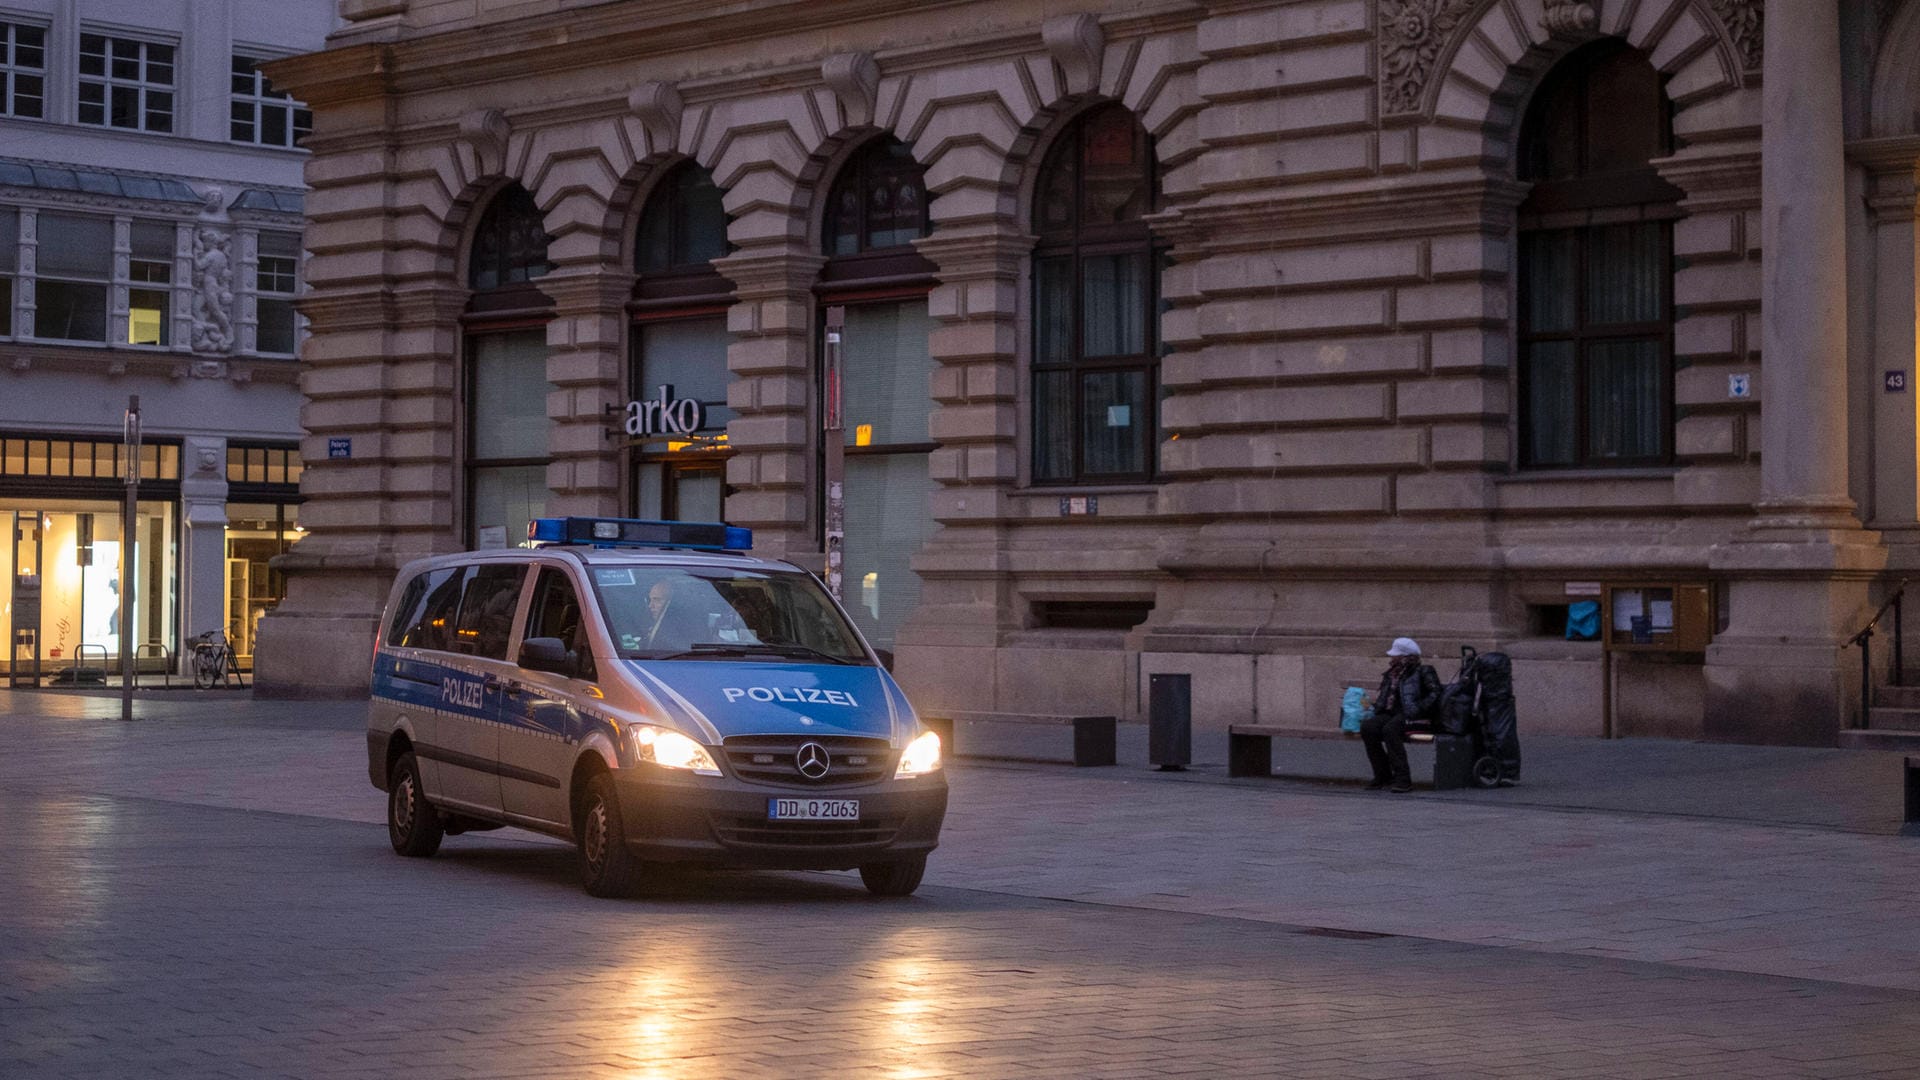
[858,855,926,897]
[578,772,643,898]
[387,751,444,858]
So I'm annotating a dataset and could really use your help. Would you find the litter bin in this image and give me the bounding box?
[1149,674,1191,771]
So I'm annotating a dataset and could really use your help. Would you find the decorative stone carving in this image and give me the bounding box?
[456,108,511,175]
[627,81,683,156]
[190,359,226,380]
[1705,0,1763,74]
[1378,0,1477,117]
[190,227,235,354]
[821,52,879,128]
[1042,12,1104,96]
[1542,0,1598,37]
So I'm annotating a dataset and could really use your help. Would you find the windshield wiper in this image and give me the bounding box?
[651,642,860,665]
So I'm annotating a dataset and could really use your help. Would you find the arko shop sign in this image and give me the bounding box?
[624,384,709,437]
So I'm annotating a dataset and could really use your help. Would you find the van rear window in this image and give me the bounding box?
[387,565,528,659]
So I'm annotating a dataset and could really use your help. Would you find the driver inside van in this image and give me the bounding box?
[641,577,713,649]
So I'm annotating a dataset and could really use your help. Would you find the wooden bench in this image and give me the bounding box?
[1228,723,1471,789]
[921,711,1119,767]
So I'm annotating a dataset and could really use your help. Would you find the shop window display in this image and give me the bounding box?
[3,502,176,679]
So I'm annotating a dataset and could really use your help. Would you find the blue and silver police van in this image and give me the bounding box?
[366,517,947,897]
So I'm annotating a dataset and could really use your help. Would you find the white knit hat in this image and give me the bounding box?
[1386,637,1421,657]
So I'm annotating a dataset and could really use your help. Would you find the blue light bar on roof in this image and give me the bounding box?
[527,517,752,552]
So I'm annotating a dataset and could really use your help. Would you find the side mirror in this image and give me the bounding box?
[518,637,576,678]
[875,648,895,672]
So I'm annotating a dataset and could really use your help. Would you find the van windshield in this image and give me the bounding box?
[589,565,871,665]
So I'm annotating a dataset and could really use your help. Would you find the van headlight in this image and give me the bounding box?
[632,725,721,776]
[894,729,942,778]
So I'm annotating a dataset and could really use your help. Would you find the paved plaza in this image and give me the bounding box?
[2,690,1918,1078]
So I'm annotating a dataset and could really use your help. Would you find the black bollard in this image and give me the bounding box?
[1149,674,1192,771]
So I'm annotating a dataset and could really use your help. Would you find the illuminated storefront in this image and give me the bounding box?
[3,435,179,682]
[223,443,302,666]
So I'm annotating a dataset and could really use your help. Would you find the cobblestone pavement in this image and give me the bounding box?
[3,691,1919,1078]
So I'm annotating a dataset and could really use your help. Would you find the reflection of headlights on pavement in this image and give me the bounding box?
[894,729,942,778]
[632,725,721,776]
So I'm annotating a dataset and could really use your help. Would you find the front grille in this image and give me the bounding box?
[722,735,895,787]
[713,814,902,848]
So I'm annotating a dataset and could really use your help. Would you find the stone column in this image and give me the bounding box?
[1754,0,1856,527]
[541,269,631,518]
[252,281,468,697]
[889,225,1031,710]
[1704,0,1887,744]
[711,247,823,561]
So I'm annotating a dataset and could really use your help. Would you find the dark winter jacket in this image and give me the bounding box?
[1374,663,1442,722]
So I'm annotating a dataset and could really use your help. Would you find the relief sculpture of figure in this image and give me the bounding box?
[191,226,235,353]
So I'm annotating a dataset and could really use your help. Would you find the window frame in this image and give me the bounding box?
[466,184,553,298]
[0,20,46,120]
[254,231,301,356]
[820,137,933,280]
[32,210,114,344]
[629,162,736,520]
[1029,103,1163,487]
[77,31,176,134]
[229,53,312,149]
[463,327,552,550]
[1515,41,1682,471]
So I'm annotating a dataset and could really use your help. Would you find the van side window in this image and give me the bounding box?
[524,567,596,682]
[450,564,525,660]
[389,568,463,650]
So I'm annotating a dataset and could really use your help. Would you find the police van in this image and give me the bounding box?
[366,517,948,897]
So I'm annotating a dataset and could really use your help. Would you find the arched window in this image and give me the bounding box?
[817,137,937,651]
[823,137,930,257]
[630,163,733,523]
[1517,42,1681,468]
[1031,103,1159,484]
[636,162,729,277]
[464,183,553,547]
[467,183,551,291]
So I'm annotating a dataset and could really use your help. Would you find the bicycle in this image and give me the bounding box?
[192,629,243,689]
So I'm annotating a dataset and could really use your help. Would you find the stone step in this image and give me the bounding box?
[1838,727,1920,752]
[1865,707,1920,731]
[1871,684,1920,709]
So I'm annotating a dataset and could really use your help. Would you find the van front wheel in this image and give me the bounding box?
[859,855,927,897]
[578,773,643,898]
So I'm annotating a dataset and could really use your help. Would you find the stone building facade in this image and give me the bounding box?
[257,0,1920,747]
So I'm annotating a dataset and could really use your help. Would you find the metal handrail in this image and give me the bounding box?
[1850,578,1910,726]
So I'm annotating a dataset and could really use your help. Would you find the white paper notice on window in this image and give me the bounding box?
[1649,599,1674,631]
[477,525,508,550]
[1611,589,1642,631]
[1106,404,1131,428]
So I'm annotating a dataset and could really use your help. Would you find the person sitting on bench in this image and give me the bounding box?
[1361,637,1441,793]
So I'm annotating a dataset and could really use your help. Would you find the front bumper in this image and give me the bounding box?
[611,767,948,871]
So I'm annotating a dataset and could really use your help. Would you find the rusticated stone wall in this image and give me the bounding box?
[253,0,1920,745]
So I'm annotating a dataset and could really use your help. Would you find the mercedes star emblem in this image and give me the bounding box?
[794,741,831,780]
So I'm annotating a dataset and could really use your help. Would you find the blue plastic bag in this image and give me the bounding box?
[1340,686,1372,733]
[1566,600,1600,641]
